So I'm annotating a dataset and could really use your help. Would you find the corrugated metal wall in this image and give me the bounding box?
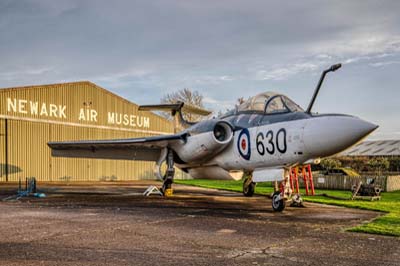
[0,82,175,182]
[0,119,5,179]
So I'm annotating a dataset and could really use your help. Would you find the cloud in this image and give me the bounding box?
[255,62,320,81]
[253,35,400,81]
[369,60,400,67]
[193,75,235,84]
[0,67,55,83]
[1,1,399,86]
[309,35,400,58]
[203,96,235,115]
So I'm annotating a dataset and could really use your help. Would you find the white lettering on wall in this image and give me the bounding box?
[7,98,17,112]
[78,108,86,121]
[79,108,98,122]
[123,114,129,126]
[40,103,48,116]
[107,112,150,128]
[18,100,28,114]
[143,117,150,128]
[30,102,38,115]
[49,104,58,117]
[59,105,66,118]
[115,113,122,124]
[137,116,143,127]
[130,115,136,127]
[90,109,98,122]
[5,98,153,130]
[107,112,115,124]
[6,97,67,119]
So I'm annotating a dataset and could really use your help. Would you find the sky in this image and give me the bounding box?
[0,0,399,139]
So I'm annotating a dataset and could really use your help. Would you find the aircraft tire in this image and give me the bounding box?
[272,191,286,212]
[243,178,256,197]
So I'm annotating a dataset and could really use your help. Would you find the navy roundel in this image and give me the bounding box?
[237,128,251,160]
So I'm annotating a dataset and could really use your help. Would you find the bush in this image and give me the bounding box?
[320,158,342,170]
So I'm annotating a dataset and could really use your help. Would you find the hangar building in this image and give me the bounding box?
[341,140,400,157]
[0,82,174,182]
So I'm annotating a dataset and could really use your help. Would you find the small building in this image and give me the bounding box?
[0,81,174,182]
[323,140,400,192]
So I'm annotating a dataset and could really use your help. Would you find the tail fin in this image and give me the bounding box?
[138,101,212,132]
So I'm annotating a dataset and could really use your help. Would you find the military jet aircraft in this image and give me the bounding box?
[48,63,378,211]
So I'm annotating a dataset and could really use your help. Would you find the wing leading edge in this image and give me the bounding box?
[48,133,187,161]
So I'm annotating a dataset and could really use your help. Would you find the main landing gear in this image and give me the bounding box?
[160,150,175,196]
[243,174,256,197]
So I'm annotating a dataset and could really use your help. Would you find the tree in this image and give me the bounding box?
[237,97,245,105]
[388,157,400,172]
[320,158,342,170]
[367,157,390,175]
[161,88,205,122]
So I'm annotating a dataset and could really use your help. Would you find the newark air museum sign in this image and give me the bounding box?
[6,97,151,129]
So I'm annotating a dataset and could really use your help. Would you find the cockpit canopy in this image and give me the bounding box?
[222,92,303,117]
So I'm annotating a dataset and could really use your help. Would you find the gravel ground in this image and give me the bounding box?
[0,181,398,266]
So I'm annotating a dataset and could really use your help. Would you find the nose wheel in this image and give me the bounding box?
[272,191,286,212]
[271,168,292,212]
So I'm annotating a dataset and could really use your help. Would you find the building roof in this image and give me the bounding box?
[341,140,400,156]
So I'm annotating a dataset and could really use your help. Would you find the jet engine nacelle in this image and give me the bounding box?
[172,121,233,163]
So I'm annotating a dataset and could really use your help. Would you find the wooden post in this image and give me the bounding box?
[352,181,362,200]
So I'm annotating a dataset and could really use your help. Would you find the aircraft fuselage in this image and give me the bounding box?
[176,112,377,178]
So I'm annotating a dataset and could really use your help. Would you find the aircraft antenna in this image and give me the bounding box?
[306,63,342,114]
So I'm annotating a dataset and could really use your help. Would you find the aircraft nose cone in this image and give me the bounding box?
[356,119,379,136]
[303,115,378,158]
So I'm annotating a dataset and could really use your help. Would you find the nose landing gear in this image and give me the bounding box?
[272,168,292,212]
[272,191,286,212]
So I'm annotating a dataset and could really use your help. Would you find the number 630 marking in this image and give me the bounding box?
[256,128,287,155]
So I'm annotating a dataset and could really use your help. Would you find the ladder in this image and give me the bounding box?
[289,165,315,196]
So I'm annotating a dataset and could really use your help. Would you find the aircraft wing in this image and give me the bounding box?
[48,133,187,161]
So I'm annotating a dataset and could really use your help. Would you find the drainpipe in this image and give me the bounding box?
[4,119,8,182]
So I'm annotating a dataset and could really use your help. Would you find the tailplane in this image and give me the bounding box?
[138,101,212,132]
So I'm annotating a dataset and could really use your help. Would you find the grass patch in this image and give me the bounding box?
[175,179,400,237]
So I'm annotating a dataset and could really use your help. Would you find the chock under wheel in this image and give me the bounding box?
[164,188,173,197]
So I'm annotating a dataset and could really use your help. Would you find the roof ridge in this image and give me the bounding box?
[0,81,91,91]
